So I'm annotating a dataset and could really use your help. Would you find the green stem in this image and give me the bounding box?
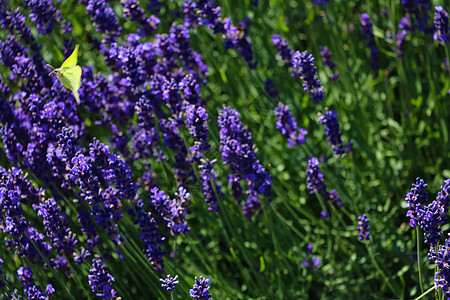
[414,286,435,300]
[416,227,424,294]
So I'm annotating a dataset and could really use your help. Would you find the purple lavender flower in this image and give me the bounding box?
[61,20,72,34]
[306,157,343,215]
[434,6,449,43]
[37,198,78,253]
[274,102,308,147]
[160,117,195,186]
[218,106,271,220]
[189,276,212,300]
[401,0,431,32]
[17,267,54,299]
[88,258,117,299]
[182,0,225,33]
[160,274,179,292]
[292,51,324,102]
[405,177,428,228]
[432,235,450,296]
[199,159,222,212]
[319,46,338,80]
[264,79,278,98]
[186,105,211,162]
[0,167,52,261]
[306,157,328,200]
[360,13,379,76]
[396,30,408,58]
[417,179,450,247]
[399,16,412,31]
[25,0,61,34]
[314,0,328,5]
[357,214,370,240]
[318,108,346,155]
[302,243,322,269]
[0,258,5,290]
[149,187,190,236]
[222,17,257,68]
[85,0,121,42]
[272,34,293,66]
[121,0,160,36]
[132,200,166,273]
[182,1,256,67]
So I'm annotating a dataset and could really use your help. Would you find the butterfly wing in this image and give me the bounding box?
[59,66,82,103]
[61,44,79,68]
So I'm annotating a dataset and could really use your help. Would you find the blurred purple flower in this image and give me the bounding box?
[357,214,370,240]
[274,102,308,147]
[434,6,449,43]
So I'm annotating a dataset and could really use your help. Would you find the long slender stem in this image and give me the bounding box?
[414,286,435,300]
[416,227,424,294]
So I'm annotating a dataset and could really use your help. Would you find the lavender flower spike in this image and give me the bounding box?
[274,102,308,147]
[434,6,449,43]
[432,235,450,297]
[88,258,117,299]
[360,13,379,76]
[189,276,212,300]
[160,274,179,292]
[405,177,428,228]
[318,108,346,155]
[357,214,370,240]
[292,50,324,102]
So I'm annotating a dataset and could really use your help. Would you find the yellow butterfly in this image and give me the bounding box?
[47,45,82,104]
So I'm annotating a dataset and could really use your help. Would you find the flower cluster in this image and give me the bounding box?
[306,157,343,217]
[292,50,324,102]
[405,177,429,228]
[85,0,121,42]
[182,0,256,68]
[264,78,279,98]
[432,235,450,297]
[394,19,408,57]
[319,46,338,80]
[17,267,55,300]
[218,106,271,220]
[401,0,431,32]
[357,214,370,240]
[132,199,166,273]
[360,13,379,76]
[149,187,190,236]
[160,274,179,292]
[199,159,222,212]
[318,108,350,155]
[272,34,294,66]
[272,35,324,101]
[88,258,117,299]
[37,198,78,253]
[434,6,449,43]
[25,0,61,34]
[406,178,450,248]
[302,243,321,269]
[186,105,211,162]
[274,102,308,147]
[189,276,213,300]
[121,0,160,37]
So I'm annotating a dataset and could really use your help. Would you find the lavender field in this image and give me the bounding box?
[0,0,449,299]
